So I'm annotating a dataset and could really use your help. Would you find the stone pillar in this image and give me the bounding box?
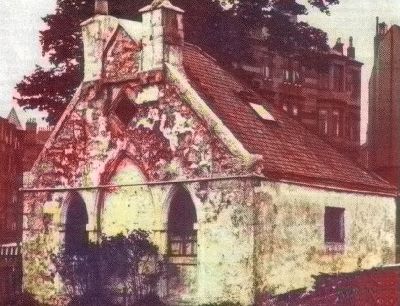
[139,0,185,71]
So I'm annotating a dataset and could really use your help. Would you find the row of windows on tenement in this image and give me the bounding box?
[276,101,358,141]
[260,63,360,97]
[318,109,359,141]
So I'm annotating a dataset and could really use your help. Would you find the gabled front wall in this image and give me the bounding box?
[254,181,396,296]
[22,66,256,304]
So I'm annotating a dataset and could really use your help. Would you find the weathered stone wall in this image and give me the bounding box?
[196,179,255,305]
[22,60,248,303]
[102,177,256,305]
[253,181,396,296]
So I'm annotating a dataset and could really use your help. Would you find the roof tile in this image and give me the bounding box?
[183,43,395,194]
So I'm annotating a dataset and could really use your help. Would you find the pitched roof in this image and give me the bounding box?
[7,107,22,130]
[182,43,395,195]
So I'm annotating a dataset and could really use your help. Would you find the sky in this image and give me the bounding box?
[0,0,399,142]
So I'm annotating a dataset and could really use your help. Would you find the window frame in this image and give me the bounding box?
[318,109,329,135]
[324,206,345,244]
[167,188,198,258]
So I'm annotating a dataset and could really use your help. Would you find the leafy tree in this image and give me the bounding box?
[15,0,339,124]
[52,230,168,305]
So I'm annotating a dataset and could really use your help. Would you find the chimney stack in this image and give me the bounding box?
[139,0,185,71]
[347,36,355,59]
[374,17,388,65]
[26,118,37,133]
[95,0,108,15]
[333,38,344,55]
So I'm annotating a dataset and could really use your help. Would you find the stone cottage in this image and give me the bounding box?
[22,1,398,305]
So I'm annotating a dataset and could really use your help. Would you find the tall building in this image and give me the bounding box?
[367,18,400,187]
[233,34,362,159]
[0,110,23,303]
[0,110,52,304]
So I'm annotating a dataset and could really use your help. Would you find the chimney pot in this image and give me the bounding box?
[347,36,355,59]
[333,37,344,55]
[95,0,108,15]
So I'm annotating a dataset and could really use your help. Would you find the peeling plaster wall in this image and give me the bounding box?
[196,180,255,305]
[22,55,247,303]
[102,159,155,236]
[103,27,141,81]
[253,181,396,296]
[102,177,256,305]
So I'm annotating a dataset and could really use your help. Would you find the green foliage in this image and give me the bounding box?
[15,0,340,124]
[52,230,167,305]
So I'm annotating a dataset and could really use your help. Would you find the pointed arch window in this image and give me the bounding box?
[168,187,197,257]
[64,192,89,254]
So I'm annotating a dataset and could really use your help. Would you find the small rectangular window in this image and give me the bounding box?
[332,110,341,137]
[293,105,299,116]
[263,65,271,79]
[325,207,345,243]
[284,69,291,82]
[318,109,328,135]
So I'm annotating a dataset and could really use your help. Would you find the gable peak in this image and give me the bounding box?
[7,107,22,130]
[139,0,184,13]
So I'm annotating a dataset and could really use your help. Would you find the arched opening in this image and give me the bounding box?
[168,187,197,257]
[64,192,89,254]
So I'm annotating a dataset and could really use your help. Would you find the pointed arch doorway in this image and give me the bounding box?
[166,186,198,302]
[64,192,89,254]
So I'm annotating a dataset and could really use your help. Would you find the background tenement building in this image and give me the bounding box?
[0,111,23,303]
[368,18,400,188]
[0,110,52,304]
[234,32,362,159]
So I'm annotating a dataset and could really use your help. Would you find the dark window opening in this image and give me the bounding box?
[319,73,330,89]
[168,187,197,257]
[333,64,344,92]
[65,192,89,254]
[325,207,345,243]
[114,97,137,126]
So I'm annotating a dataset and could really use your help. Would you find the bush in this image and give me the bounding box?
[13,292,44,306]
[52,230,167,306]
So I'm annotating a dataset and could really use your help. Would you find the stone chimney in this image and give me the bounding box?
[347,36,355,59]
[26,118,37,133]
[139,0,185,71]
[333,38,344,55]
[81,2,119,81]
[95,0,108,15]
[374,17,388,65]
[81,0,184,81]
